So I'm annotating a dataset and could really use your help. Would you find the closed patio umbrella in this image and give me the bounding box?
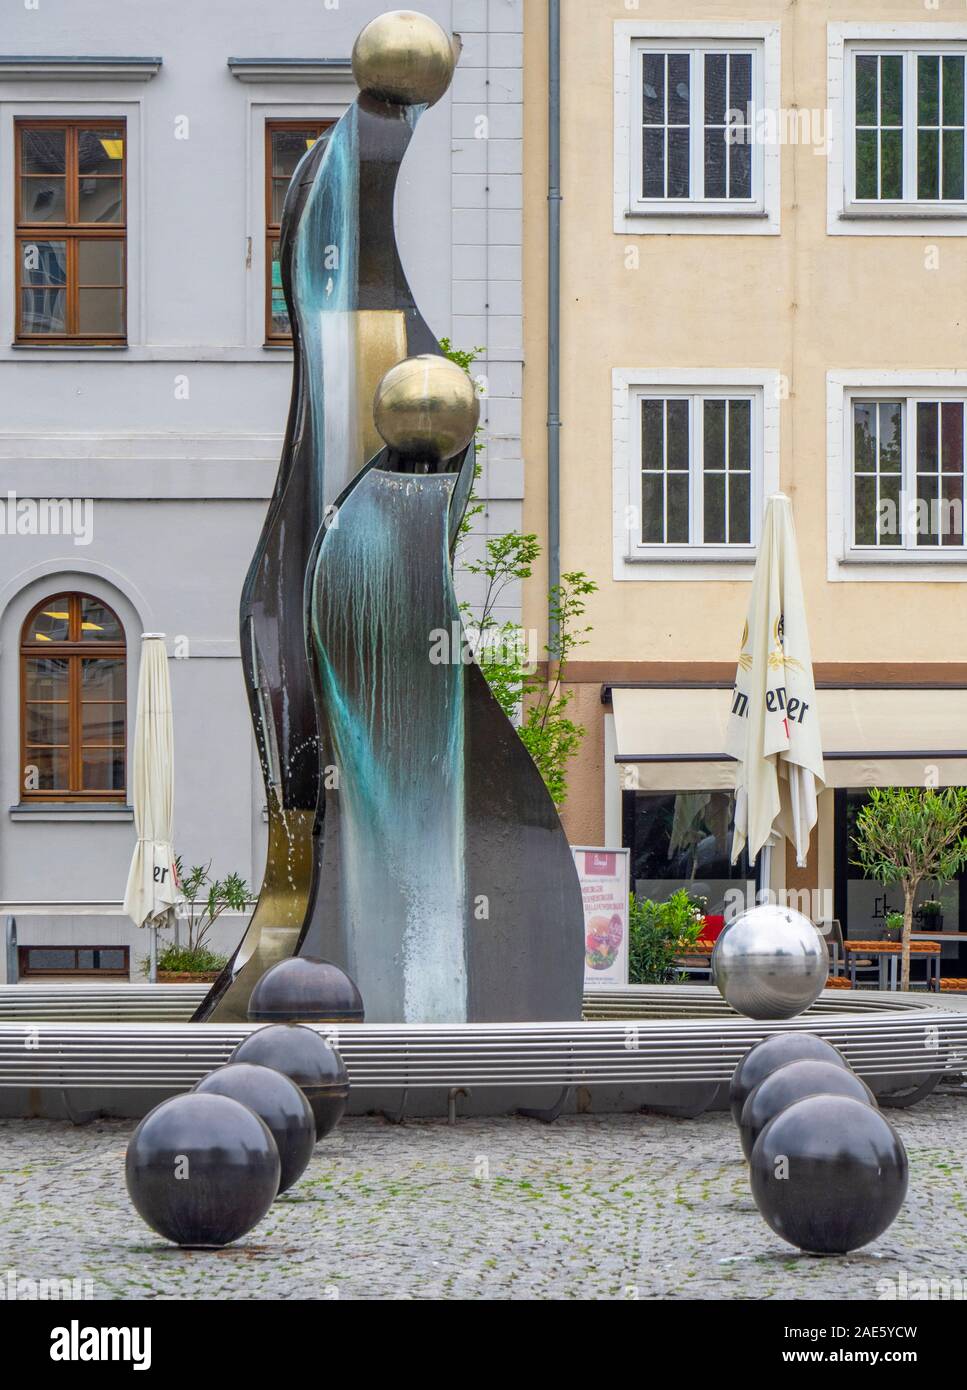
[727,494,825,893]
[123,634,182,980]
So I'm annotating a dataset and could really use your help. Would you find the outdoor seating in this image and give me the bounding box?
[844,940,941,992]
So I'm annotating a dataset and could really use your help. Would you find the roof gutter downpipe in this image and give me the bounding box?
[547,0,562,651]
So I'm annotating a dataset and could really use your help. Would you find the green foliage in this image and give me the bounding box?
[852,787,967,988]
[148,943,228,977]
[884,911,904,940]
[628,889,706,984]
[442,341,598,808]
[174,857,252,957]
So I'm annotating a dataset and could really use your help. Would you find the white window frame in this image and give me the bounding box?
[829,24,967,235]
[614,21,781,236]
[828,370,967,580]
[613,368,781,581]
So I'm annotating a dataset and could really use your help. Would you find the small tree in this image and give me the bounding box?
[852,787,967,990]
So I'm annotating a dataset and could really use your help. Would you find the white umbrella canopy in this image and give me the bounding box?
[123,635,182,972]
[727,494,825,883]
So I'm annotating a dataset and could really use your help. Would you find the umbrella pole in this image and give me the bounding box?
[757,844,772,905]
[149,926,158,984]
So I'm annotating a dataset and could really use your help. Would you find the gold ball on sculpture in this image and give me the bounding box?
[352,10,456,108]
[373,354,480,464]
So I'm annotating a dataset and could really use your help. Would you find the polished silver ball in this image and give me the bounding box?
[712,904,829,1020]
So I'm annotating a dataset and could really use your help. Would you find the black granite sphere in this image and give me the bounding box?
[750,1094,908,1254]
[730,1032,849,1125]
[193,1062,315,1194]
[739,1058,876,1160]
[230,1023,350,1140]
[248,956,364,1024]
[125,1093,280,1247]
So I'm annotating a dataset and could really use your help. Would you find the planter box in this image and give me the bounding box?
[157,970,220,983]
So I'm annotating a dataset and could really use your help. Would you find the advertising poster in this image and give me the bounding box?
[572,846,630,989]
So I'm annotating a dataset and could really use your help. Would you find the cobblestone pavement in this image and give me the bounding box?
[1,1094,966,1300]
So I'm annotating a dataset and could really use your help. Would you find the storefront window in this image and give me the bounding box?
[622,789,753,914]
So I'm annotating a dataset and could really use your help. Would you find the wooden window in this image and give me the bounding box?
[20,592,126,801]
[19,945,129,978]
[265,119,332,342]
[15,119,126,343]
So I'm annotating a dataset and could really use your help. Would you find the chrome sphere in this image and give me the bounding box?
[713,904,828,1020]
[374,354,479,464]
[352,10,456,108]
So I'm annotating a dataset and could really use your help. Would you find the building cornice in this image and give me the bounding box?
[227,57,353,83]
[0,55,162,81]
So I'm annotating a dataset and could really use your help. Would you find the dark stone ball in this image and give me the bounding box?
[750,1094,908,1254]
[125,1093,280,1247]
[739,1058,876,1160]
[230,1023,350,1140]
[248,956,364,1024]
[730,1032,849,1125]
[193,1062,315,1194]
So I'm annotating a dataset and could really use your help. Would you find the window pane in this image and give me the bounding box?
[854,474,877,545]
[24,747,69,791]
[941,475,965,545]
[918,128,939,199]
[917,473,940,546]
[666,399,689,470]
[269,240,289,336]
[918,55,940,125]
[25,704,69,744]
[705,53,727,125]
[854,402,876,469]
[78,239,123,285]
[642,52,665,125]
[641,128,665,198]
[856,55,878,126]
[98,949,126,971]
[78,177,123,223]
[82,748,125,791]
[944,55,965,125]
[667,54,690,125]
[641,399,664,468]
[943,130,965,200]
[20,178,65,222]
[81,704,125,744]
[704,471,726,543]
[78,288,124,335]
[27,599,71,643]
[879,402,902,470]
[20,239,67,286]
[879,474,902,545]
[881,55,903,125]
[271,178,291,225]
[667,127,690,198]
[729,400,752,469]
[941,402,964,472]
[24,657,68,700]
[81,658,125,699]
[917,401,939,472]
[704,400,726,469]
[641,474,664,544]
[20,128,65,174]
[77,128,124,175]
[271,128,316,176]
[880,128,903,198]
[855,129,878,198]
[729,141,752,199]
[728,471,751,544]
[704,128,727,199]
[666,472,689,543]
[730,53,752,114]
[20,286,65,335]
[80,597,123,641]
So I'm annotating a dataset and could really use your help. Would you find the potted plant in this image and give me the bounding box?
[883,911,904,943]
[628,889,706,984]
[146,859,252,983]
[919,899,944,931]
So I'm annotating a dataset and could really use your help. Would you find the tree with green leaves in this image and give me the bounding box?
[851,787,967,990]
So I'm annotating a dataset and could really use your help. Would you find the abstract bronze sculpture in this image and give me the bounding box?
[196,10,583,1024]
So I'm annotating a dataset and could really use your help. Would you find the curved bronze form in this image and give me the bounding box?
[197,19,583,1024]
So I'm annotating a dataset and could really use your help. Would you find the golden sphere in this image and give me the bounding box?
[373,354,479,463]
[352,10,456,107]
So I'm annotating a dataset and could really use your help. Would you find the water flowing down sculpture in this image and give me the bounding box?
[196,10,583,1024]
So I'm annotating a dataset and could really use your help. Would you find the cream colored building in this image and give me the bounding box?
[522,1,967,949]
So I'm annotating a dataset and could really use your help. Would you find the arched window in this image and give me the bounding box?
[20,592,126,801]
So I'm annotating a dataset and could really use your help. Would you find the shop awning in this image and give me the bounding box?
[612,686,967,791]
